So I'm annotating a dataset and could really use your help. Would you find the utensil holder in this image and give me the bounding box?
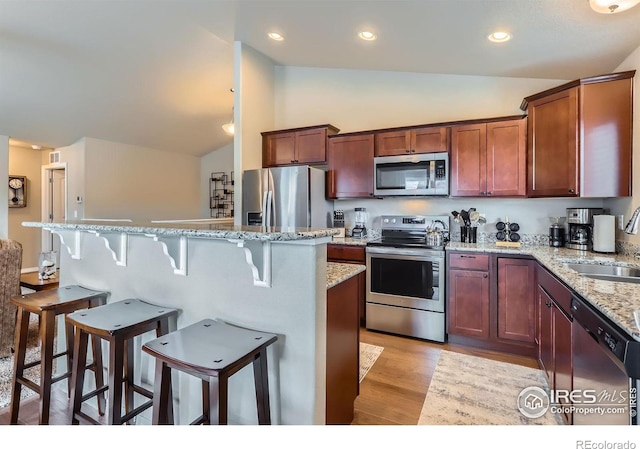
[460,226,468,243]
[469,227,477,243]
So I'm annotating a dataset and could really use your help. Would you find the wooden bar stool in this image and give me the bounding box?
[142,319,278,425]
[66,298,178,425]
[9,285,109,425]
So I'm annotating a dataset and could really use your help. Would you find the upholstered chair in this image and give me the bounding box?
[0,239,23,358]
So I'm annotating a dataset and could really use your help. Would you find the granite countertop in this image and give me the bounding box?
[22,220,340,242]
[447,242,640,342]
[329,237,371,246]
[326,262,366,289]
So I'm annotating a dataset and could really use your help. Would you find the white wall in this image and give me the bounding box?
[605,43,640,246]
[0,135,8,238]
[8,145,47,269]
[274,66,610,234]
[200,143,234,218]
[56,138,87,220]
[234,42,276,225]
[83,137,200,221]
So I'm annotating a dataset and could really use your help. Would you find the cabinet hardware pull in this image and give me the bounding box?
[459,255,476,258]
[480,192,485,195]
[483,274,488,278]
[486,192,492,196]
[568,189,575,193]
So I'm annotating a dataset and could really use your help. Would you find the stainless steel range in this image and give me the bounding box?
[365,215,449,342]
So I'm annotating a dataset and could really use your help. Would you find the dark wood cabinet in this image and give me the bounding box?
[523,71,634,198]
[327,133,374,199]
[497,257,535,343]
[327,244,366,326]
[326,274,360,424]
[450,118,526,197]
[262,124,339,167]
[374,126,448,156]
[447,252,536,357]
[448,253,490,338]
[448,268,490,338]
[326,273,360,424]
[536,264,573,424]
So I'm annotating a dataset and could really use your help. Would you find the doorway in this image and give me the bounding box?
[42,164,67,264]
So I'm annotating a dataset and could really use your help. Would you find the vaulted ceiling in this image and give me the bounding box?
[2,0,640,156]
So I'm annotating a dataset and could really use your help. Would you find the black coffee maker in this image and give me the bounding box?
[549,217,565,247]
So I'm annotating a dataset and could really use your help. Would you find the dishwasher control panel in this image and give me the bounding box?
[571,296,627,361]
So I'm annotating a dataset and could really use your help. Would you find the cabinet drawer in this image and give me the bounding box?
[327,244,365,263]
[537,264,572,315]
[449,253,490,270]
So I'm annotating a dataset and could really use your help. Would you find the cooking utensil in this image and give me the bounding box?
[460,209,470,226]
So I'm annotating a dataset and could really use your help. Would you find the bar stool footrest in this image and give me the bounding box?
[120,399,154,424]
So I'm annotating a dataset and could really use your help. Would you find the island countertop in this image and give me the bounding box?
[326,262,366,289]
[22,220,340,242]
[446,242,640,342]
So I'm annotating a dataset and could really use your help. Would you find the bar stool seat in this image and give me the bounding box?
[142,319,278,425]
[66,298,179,425]
[9,285,109,425]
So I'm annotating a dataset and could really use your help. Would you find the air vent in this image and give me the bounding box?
[49,151,60,164]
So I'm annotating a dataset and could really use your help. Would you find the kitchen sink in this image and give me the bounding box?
[564,263,640,284]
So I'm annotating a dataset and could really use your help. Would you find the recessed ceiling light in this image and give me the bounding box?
[268,32,284,41]
[358,30,377,41]
[31,144,42,150]
[488,31,512,43]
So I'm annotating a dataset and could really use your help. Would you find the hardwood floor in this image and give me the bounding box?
[0,327,538,425]
[353,327,538,425]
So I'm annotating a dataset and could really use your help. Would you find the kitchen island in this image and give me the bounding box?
[22,220,345,425]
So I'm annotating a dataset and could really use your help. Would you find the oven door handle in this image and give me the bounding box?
[366,251,444,264]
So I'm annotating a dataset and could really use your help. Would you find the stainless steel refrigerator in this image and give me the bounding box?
[242,166,333,228]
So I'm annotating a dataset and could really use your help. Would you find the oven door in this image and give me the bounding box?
[366,247,444,312]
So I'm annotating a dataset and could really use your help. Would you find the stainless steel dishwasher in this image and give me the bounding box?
[571,294,639,425]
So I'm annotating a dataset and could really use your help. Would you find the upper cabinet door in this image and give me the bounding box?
[411,126,448,153]
[296,127,328,164]
[526,88,579,197]
[374,130,411,157]
[486,118,526,197]
[450,123,487,197]
[327,134,374,199]
[263,132,297,167]
[262,124,339,168]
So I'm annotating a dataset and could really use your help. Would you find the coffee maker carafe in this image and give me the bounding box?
[566,208,604,251]
[548,217,565,247]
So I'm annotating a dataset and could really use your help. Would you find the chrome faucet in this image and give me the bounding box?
[624,207,640,234]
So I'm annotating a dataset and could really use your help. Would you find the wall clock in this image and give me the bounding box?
[8,175,27,208]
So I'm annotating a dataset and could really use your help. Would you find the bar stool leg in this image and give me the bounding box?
[65,320,75,398]
[9,308,30,424]
[201,379,210,424]
[253,349,271,425]
[38,310,57,425]
[151,360,173,425]
[90,336,106,415]
[107,335,126,425]
[70,328,89,425]
[207,376,228,425]
[124,338,135,421]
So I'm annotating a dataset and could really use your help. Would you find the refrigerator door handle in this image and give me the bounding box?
[266,190,273,227]
[262,191,269,227]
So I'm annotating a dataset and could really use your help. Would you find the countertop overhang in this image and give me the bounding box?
[447,242,640,342]
[22,220,340,242]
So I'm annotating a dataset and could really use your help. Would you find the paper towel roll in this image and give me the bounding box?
[593,215,616,253]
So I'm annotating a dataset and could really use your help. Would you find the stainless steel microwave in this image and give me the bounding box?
[374,152,449,196]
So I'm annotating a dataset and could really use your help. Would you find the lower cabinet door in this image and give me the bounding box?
[448,269,490,338]
[497,258,536,343]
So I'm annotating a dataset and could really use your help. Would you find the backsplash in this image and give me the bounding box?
[449,230,549,246]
